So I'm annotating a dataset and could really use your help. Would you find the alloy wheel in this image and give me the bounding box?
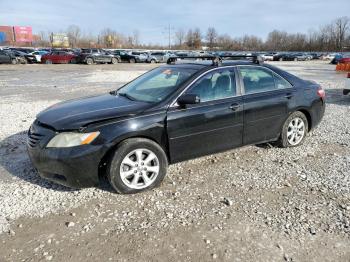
[287,117,305,146]
[120,148,160,189]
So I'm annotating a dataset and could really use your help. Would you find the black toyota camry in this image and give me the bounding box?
[27,56,325,194]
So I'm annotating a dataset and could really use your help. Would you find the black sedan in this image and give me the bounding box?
[27,56,325,194]
[0,49,17,64]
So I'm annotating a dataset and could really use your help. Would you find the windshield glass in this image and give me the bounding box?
[117,67,197,103]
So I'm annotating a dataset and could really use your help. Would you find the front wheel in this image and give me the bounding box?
[129,58,136,63]
[11,58,17,65]
[107,138,168,194]
[279,111,308,148]
[111,57,118,64]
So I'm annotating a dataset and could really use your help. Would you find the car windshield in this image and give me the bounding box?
[116,67,197,103]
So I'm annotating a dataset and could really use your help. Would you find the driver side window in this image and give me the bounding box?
[186,69,236,102]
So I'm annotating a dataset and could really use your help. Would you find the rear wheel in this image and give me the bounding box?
[107,138,168,194]
[150,59,156,63]
[111,57,118,64]
[86,58,93,65]
[279,111,308,148]
[129,58,136,63]
[11,58,17,65]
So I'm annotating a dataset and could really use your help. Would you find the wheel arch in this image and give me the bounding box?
[98,135,170,180]
[295,108,312,131]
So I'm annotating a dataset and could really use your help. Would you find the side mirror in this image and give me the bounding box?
[177,94,200,106]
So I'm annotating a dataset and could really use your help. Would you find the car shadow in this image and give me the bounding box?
[324,88,350,106]
[0,130,113,192]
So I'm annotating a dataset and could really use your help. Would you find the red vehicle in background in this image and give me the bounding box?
[339,57,350,64]
[41,51,78,64]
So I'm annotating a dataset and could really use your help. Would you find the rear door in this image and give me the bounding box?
[238,66,295,145]
[0,50,11,63]
[167,67,243,162]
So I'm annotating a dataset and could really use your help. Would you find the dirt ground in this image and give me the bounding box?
[0,61,349,262]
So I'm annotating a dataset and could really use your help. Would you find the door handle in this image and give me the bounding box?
[285,93,293,99]
[229,103,240,111]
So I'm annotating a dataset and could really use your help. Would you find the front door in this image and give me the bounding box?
[167,68,243,163]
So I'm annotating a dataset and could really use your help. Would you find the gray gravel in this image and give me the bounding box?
[0,61,349,261]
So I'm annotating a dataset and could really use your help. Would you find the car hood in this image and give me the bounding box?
[37,94,150,130]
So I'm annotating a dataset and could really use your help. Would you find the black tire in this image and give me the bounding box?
[111,57,118,64]
[45,60,52,64]
[11,59,17,65]
[278,111,308,148]
[107,138,168,194]
[70,58,77,64]
[86,58,93,65]
[129,58,136,63]
[150,59,156,64]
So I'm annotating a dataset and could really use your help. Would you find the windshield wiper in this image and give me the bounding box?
[117,92,137,101]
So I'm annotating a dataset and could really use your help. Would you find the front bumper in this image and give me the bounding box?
[27,122,106,188]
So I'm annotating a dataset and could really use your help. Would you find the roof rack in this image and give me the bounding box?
[167,55,263,66]
[220,55,264,64]
[167,56,221,65]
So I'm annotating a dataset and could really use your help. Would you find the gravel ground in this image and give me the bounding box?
[0,61,349,261]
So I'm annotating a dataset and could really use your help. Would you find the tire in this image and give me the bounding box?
[11,59,17,65]
[107,138,168,194]
[86,58,93,65]
[294,58,298,61]
[70,58,77,64]
[45,60,52,64]
[150,59,156,64]
[129,58,136,63]
[279,111,308,148]
[279,58,283,61]
[111,57,118,64]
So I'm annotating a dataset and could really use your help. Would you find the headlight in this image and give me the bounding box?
[46,131,100,148]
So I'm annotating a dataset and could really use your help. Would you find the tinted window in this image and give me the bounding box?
[240,67,276,94]
[274,74,292,89]
[187,69,236,102]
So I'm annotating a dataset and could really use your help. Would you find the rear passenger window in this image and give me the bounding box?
[240,67,275,94]
[274,74,292,89]
[187,69,236,102]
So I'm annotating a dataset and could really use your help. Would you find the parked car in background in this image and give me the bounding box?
[330,53,345,64]
[273,53,298,61]
[323,53,339,61]
[293,53,311,61]
[28,51,48,63]
[113,50,143,63]
[130,51,148,62]
[27,56,325,194]
[261,52,276,61]
[10,50,37,63]
[147,51,172,63]
[41,51,78,64]
[77,49,120,65]
[0,49,17,64]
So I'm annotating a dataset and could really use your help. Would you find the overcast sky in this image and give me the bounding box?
[0,0,349,44]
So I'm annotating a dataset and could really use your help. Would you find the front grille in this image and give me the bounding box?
[27,132,44,148]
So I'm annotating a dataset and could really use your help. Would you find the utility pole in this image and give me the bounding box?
[162,24,174,49]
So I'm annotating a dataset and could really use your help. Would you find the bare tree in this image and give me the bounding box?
[133,30,140,47]
[206,27,218,49]
[67,25,81,48]
[193,28,202,49]
[175,28,185,47]
[334,17,350,51]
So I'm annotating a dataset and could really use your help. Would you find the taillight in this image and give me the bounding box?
[317,87,326,99]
